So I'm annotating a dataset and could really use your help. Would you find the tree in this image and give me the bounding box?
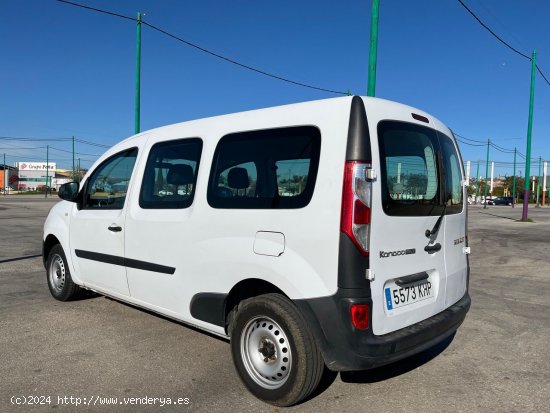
[8,174,18,187]
[406,173,428,196]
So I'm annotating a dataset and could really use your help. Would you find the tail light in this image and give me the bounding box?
[340,161,372,256]
[350,304,369,330]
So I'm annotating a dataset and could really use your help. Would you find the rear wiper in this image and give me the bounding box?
[425,203,447,238]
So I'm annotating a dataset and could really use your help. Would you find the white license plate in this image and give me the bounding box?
[385,280,433,310]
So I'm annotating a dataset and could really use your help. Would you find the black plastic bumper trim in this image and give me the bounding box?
[295,291,470,372]
[189,293,227,328]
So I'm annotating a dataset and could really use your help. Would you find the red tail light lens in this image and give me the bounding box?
[353,199,371,225]
[350,304,369,330]
[340,161,372,255]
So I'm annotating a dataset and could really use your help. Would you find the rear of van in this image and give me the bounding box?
[296,96,470,371]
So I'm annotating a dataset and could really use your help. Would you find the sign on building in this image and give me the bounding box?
[15,162,57,171]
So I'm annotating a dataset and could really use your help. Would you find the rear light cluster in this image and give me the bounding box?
[340,161,373,256]
[350,304,369,330]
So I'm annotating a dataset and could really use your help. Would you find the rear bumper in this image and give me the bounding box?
[295,291,470,372]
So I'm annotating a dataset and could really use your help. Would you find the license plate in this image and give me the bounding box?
[385,280,433,310]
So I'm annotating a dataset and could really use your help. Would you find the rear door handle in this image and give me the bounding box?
[424,243,441,253]
[395,272,429,286]
[108,225,122,232]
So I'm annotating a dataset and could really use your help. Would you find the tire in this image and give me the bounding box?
[46,244,82,301]
[229,293,324,406]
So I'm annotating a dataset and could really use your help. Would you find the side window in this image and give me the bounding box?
[139,138,202,209]
[208,126,321,209]
[83,148,138,210]
[440,135,464,214]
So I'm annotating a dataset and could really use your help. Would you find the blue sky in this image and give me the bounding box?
[1,0,550,177]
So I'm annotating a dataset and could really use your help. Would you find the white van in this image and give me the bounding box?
[43,96,470,406]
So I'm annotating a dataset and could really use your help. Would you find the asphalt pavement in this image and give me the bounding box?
[0,196,548,412]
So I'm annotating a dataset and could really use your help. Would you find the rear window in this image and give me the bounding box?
[207,126,321,209]
[378,121,463,216]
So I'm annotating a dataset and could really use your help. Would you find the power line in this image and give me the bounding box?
[49,146,102,157]
[55,0,136,22]
[142,21,347,95]
[490,143,515,154]
[453,132,486,144]
[456,0,530,60]
[0,135,111,148]
[75,139,112,148]
[454,132,527,156]
[56,0,348,95]
[535,64,550,87]
[455,137,486,147]
[0,136,71,142]
[0,145,46,150]
[457,0,550,88]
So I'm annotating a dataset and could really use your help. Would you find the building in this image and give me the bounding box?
[1,164,18,192]
[13,162,56,191]
[52,170,73,190]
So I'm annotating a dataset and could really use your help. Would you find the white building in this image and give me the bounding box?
[14,162,56,191]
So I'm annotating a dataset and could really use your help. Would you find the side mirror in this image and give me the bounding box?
[58,182,80,202]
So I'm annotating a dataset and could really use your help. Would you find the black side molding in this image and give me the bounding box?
[189,293,227,328]
[75,249,175,275]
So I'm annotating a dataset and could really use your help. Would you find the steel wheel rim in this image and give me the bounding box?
[49,254,65,293]
[240,316,292,390]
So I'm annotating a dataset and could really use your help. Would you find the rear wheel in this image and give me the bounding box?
[229,294,324,406]
[46,244,82,301]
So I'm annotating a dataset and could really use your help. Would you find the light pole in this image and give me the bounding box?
[367,0,380,97]
[512,148,517,207]
[521,50,536,221]
[484,139,490,209]
[135,12,142,134]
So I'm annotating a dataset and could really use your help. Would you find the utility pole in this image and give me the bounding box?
[512,148,517,207]
[475,161,480,204]
[537,156,542,206]
[490,161,494,195]
[135,12,142,135]
[3,153,5,196]
[522,50,536,221]
[465,160,470,203]
[543,161,548,206]
[45,145,49,198]
[484,139,490,209]
[367,0,380,97]
[72,136,75,181]
[78,158,81,182]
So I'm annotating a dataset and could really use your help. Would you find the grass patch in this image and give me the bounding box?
[14,191,55,195]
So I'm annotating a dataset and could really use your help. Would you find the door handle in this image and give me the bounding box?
[424,243,441,253]
[108,225,122,232]
[395,272,429,286]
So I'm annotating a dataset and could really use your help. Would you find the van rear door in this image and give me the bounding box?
[367,112,454,336]
[437,130,468,307]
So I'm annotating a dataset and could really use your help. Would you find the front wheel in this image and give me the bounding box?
[46,244,82,301]
[230,294,324,406]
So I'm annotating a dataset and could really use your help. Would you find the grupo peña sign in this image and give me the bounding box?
[16,162,56,171]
